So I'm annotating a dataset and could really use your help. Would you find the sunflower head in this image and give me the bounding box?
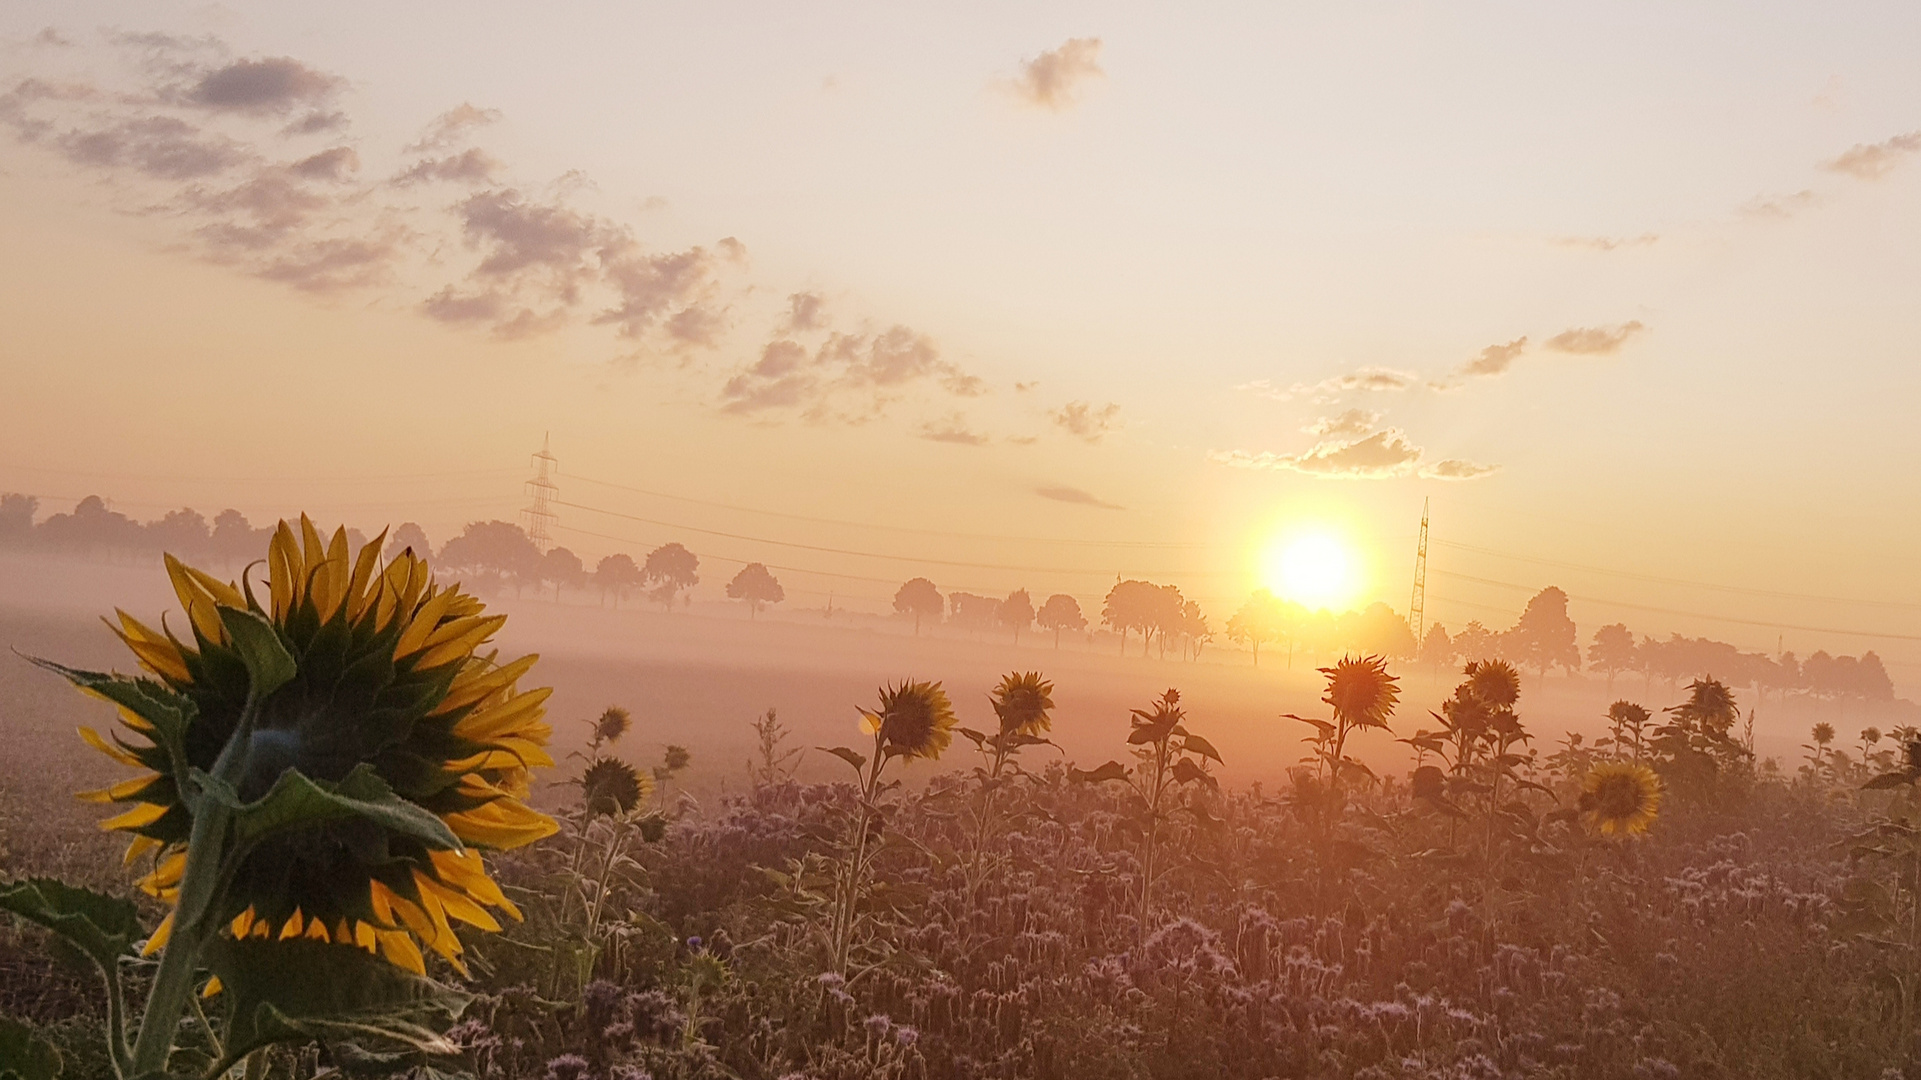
[1465,660,1521,709]
[863,680,957,761]
[1607,700,1650,729]
[592,707,633,746]
[1579,761,1662,837]
[1810,722,1835,747]
[1320,655,1400,730]
[991,672,1055,738]
[581,758,650,817]
[69,516,558,976]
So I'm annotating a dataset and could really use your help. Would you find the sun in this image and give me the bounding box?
[1261,533,1359,610]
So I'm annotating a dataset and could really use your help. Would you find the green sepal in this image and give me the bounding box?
[0,877,143,972]
[196,764,462,857]
[25,658,195,754]
[0,1016,62,1080]
[217,607,298,701]
[204,936,472,1068]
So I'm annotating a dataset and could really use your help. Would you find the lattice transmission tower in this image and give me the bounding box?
[1409,497,1430,641]
[523,434,559,552]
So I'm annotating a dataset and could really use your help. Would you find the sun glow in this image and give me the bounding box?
[1261,533,1361,611]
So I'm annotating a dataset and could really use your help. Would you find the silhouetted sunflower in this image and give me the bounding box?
[1579,761,1662,837]
[593,706,633,746]
[581,758,650,817]
[862,680,957,760]
[991,672,1055,737]
[69,517,557,976]
[1465,660,1521,709]
[1321,655,1400,730]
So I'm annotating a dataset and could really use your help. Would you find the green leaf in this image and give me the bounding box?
[1863,771,1915,790]
[956,728,988,749]
[198,764,461,856]
[1181,733,1225,765]
[0,1016,62,1080]
[1170,757,1218,791]
[24,658,195,747]
[0,877,143,972]
[818,746,866,773]
[205,937,472,1066]
[218,607,298,700]
[1070,761,1129,784]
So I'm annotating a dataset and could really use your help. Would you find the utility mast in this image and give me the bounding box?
[523,434,558,552]
[1409,497,1430,642]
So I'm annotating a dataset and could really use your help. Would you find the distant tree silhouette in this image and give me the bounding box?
[1419,622,1456,676]
[144,508,208,556]
[1035,593,1086,649]
[1339,602,1416,659]
[0,493,36,544]
[1589,622,1638,693]
[727,562,785,619]
[1453,620,1499,665]
[440,520,543,595]
[387,522,431,561]
[949,592,1002,639]
[1000,588,1034,644]
[1103,579,1158,656]
[894,577,942,635]
[540,546,584,600]
[1178,598,1210,660]
[642,542,700,610]
[38,496,144,555]
[594,553,643,608]
[1226,589,1289,667]
[1147,584,1188,659]
[1502,586,1580,678]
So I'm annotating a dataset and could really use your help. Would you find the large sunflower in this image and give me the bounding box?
[73,517,557,976]
[1321,655,1400,730]
[990,672,1054,738]
[1579,761,1663,837]
[860,680,957,761]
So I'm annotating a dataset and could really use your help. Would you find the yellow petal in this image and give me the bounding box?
[79,773,165,804]
[433,654,540,717]
[428,848,520,920]
[305,917,331,942]
[138,851,187,897]
[451,687,552,743]
[393,588,461,660]
[345,529,386,622]
[201,975,223,998]
[231,907,256,939]
[279,910,305,940]
[377,930,426,975]
[415,614,508,670]
[142,911,175,958]
[108,612,191,683]
[122,835,163,867]
[445,796,558,850]
[418,874,502,933]
[269,521,301,620]
[78,727,145,768]
[101,802,168,832]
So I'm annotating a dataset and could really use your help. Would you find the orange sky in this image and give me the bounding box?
[1,3,1918,687]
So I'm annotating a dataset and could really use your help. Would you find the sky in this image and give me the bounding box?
[1,2,1918,681]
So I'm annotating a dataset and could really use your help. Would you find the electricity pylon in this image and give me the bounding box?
[1409,498,1429,642]
[523,434,558,552]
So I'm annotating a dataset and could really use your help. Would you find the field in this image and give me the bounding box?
[4,552,1918,1080]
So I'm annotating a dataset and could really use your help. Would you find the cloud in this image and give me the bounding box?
[781,291,826,332]
[184,57,342,116]
[406,104,500,154]
[719,325,984,417]
[1210,427,1497,481]
[1456,336,1528,377]
[1550,234,1658,252]
[1420,459,1500,481]
[1036,485,1123,509]
[1009,37,1103,111]
[1740,189,1820,220]
[919,415,989,446]
[1239,365,1418,403]
[53,115,248,179]
[289,146,358,182]
[1543,321,1645,356]
[1305,408,1381,438]
[1823,131,1921,180]
[1051,400,1122,443]
[393,147,500,186]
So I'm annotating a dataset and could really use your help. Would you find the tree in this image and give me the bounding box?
[594,553,643,608]
[894,577,943,635]
[642,542,700,610]
[1226,589,1288,667]
[1419,623,1456,676]
[37,495,143,553]
[1341,602,1417,659]
[1036,594,1086,649]
[0,493,35,544]
[209,509,267,565]
[440,520,543,595]
[388,522,431,561]
[949,592,1001,638]
[1178,599,1210,660]
[726,562,785,618]
[540,546,585,600]
[1454,620,1499,664]
[1503,586,1580,678]
[1589,623,1638,693]
[999,588,1034,644]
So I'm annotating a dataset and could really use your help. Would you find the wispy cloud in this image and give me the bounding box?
[1456,336,1528,378]
[1051,400,1123,443]
[919,415,989,446]
[1211,427,1496,481]
[1550,233,1658,252]
[1543,321,1645,356]
[1305,408,1381,438]
[1740,189,1821,220]
[719,326,984,420]
[1238,366,1417,403]
[1036,484,1123,509]
[1823,130,1921,180]
[1007,38,1103,111]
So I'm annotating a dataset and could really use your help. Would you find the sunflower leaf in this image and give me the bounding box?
[818,746,866,773]
[0,877,144,972]
[205,936,472,1067]
[0,1015,63,1080]
[217,607,298,701]
[198,764,461,857]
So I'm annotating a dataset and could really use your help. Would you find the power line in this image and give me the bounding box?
[566,472,1205,549]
